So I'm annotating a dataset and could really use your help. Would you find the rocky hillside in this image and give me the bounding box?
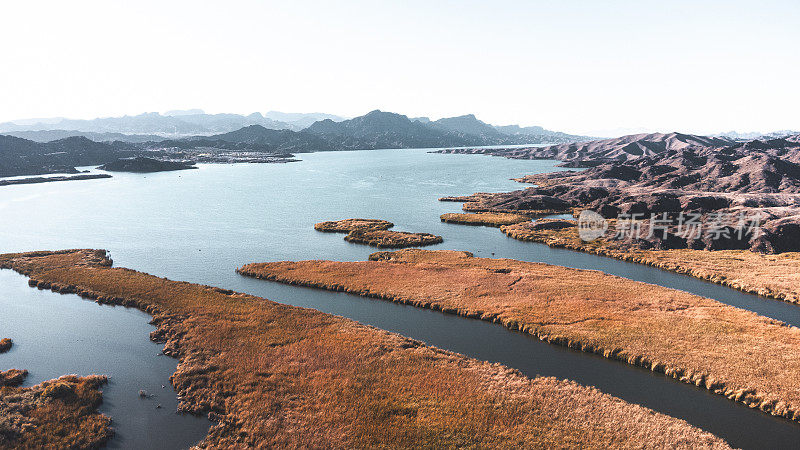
[458,137,800,253]
[0,135,134,177]
[436,132,735,164]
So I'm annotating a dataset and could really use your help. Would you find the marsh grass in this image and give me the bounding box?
[0,250,729,448]
[501,222,800,304]
[0,374,111,449]
[240,249,800,424]
[440,212,532,227]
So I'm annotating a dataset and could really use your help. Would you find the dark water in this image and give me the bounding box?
[1,148,799,448]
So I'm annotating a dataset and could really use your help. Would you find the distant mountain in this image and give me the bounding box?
[264,111,345,129]
[1,110,588,147]
[429,114,502,138]
[304,110,478,150]
[1,110,592,176]
[494,124,589,144]
[164,109,206,116]
[205,125,331,151]
[2,130,168,143]
[713,130,800,141]
[0,112,298,136]
[0,135,134,177]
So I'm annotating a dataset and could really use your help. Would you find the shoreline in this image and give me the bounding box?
[0,173,112,186]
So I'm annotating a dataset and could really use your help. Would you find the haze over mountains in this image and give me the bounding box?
[0,110,586,144]
[0,110,588,177]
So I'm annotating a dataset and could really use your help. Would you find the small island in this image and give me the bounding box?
[314,218,394,232]
[0,338,12,353]
[440,212,532,227]
[314,218,443,248]
[98,157,197,173]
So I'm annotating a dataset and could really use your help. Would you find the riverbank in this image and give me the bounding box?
[500,221,800,305]
[0,249,730,448]
[0,373,112,448]
[239,249,800,424]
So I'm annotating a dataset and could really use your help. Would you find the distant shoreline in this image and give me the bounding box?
[0,173,112,187]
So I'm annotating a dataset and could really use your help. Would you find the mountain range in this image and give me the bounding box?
[0,110,587,145]
[0,110,589,177]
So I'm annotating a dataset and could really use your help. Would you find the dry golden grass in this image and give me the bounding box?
[240,249,800,424]
[1,369,28,387]
[0,250,730,449]
[316,218,443,248]
[344,230,443,248]
[0,374,112,449]
[440,212,532,227]
[501,222,800,304]
[314,218,394,233]
[0,339,11,354]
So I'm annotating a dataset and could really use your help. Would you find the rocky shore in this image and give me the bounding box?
[0,338,11,353]
[0,250,730,448]
[239,249,800,425]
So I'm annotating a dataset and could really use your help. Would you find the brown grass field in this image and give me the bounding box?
[314,218,394,232]
[0,250,731,448]
[440,212,532,227]
[1,369,29,387]
[315,218,443,248]
[344,230,444,248]
[239,249,800,424]
[501,221,800,304]
[0,373,112,448]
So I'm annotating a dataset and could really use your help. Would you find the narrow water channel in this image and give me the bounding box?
[0,270,211,449]
[234,276,800,450]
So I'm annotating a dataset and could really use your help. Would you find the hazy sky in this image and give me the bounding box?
[2,0,798,135]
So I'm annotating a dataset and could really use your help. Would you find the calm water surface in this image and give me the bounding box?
[1,148,799,448]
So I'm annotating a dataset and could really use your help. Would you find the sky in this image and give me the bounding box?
[1,0,798,136]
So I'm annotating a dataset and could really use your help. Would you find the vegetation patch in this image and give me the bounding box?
[239,249,800,425]
[314,218,394,233]
[1,369,28,387]
[344,230,443,248]
[0,374,112,448]
[316,218,442,248]
[500,222,800,304]
[0,338,11,353]
[440,212,531,227]
[0,250,729,448]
